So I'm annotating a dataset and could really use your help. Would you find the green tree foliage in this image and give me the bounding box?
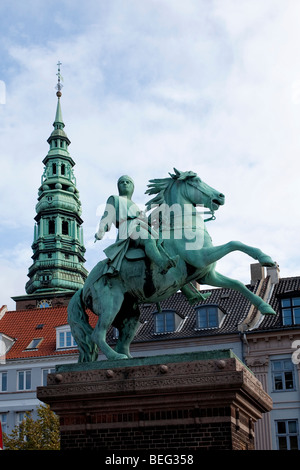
[3,404,60,450]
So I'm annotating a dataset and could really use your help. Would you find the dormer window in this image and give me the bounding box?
[56,325,77,349]
[0,333,15,362]
[281,297,300,326]
[195,305,225,330]
[154,309,183,334]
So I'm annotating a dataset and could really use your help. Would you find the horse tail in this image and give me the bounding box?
[67,288,98,362]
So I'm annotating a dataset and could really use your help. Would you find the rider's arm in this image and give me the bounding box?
[95,196,117,241]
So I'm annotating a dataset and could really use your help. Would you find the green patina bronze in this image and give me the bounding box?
[26,63,88,295]
[68,168,276,362]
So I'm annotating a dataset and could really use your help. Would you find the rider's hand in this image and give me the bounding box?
[95,228,105,241]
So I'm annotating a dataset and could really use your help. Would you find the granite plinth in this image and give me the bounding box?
[37,350,272,450]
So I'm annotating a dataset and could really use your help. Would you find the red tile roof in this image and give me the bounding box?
[0,306,97,360]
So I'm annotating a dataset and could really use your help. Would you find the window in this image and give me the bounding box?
[40,274,51,285]
[154,310,182,334]
[62,220,69,235]
[56,326,77,349]
[48,219,55,234]
[52,163,57,174]
[61,164,65,175]
[112,328,119,340]
[0,414,7,434]
[37,299,52,308]
[281,297,300,325]
[25,338,43,350]
[271,360,295,391]
[0,372,7,392]
[16,412,30,439]
[195,305,225,329]
[17,370,31,391]
[42,368,55,386]
[276,420,300,450]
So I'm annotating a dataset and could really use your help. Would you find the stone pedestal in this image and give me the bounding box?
[37,350,272,451]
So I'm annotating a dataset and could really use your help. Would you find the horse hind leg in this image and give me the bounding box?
[202,241,276,268]
[201,270,276,315]
[91,280,128,360]
[114,297,141,358]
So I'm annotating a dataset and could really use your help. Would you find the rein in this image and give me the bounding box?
[185,180,217,222]
[203,209,216,222]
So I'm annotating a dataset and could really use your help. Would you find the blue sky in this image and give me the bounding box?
[1,0,300,309]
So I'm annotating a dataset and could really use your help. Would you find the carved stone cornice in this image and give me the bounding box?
[37,351,272,417]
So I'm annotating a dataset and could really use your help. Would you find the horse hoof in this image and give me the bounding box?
[259,256,276,267]
[114,353,128,360]
[259,304,276,315]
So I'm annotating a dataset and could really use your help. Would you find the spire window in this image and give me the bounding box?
[48,219,55,234]
[62,221,69,235]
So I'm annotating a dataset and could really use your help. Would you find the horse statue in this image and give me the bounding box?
[68,169,276,362]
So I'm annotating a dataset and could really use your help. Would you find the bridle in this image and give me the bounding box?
[186,179,217,223]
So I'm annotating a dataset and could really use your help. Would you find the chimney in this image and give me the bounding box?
[250,263,265,286]
[267,263,280,285]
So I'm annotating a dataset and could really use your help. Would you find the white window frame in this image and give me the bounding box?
[0,413,7,434]
[17,370,31,391]
[56,325,77,350]
[0,371,7,392]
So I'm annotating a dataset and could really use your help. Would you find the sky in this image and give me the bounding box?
[1,0,300,310]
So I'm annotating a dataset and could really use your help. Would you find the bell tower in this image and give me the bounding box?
[16,63,88,308]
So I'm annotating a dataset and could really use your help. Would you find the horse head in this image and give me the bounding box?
[171,168,225,213]
[146,168,225,213]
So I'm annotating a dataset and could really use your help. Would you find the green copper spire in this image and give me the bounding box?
[53,61,64,127]
[25,63,88,296]
[54,96,64,127]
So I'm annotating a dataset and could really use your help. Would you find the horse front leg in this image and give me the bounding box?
[91,279,128,360]
[201,270,276,315]
[202,240,276,268]
[114,299,141,358]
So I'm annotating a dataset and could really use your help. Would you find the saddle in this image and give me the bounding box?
[125,248,146,261]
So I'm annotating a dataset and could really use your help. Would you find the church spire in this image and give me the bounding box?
[54,61,64,127]
[25,63,88,300]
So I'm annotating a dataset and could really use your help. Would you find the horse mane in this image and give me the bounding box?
[145,168,198,211]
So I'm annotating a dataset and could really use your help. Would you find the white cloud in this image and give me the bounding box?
[0,0,300,309]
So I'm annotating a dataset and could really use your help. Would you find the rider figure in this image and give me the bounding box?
[95,175,178,276]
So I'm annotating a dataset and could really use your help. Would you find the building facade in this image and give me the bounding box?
[1,265,299,449]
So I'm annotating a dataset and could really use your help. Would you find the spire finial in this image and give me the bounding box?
[55,61,63,98]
